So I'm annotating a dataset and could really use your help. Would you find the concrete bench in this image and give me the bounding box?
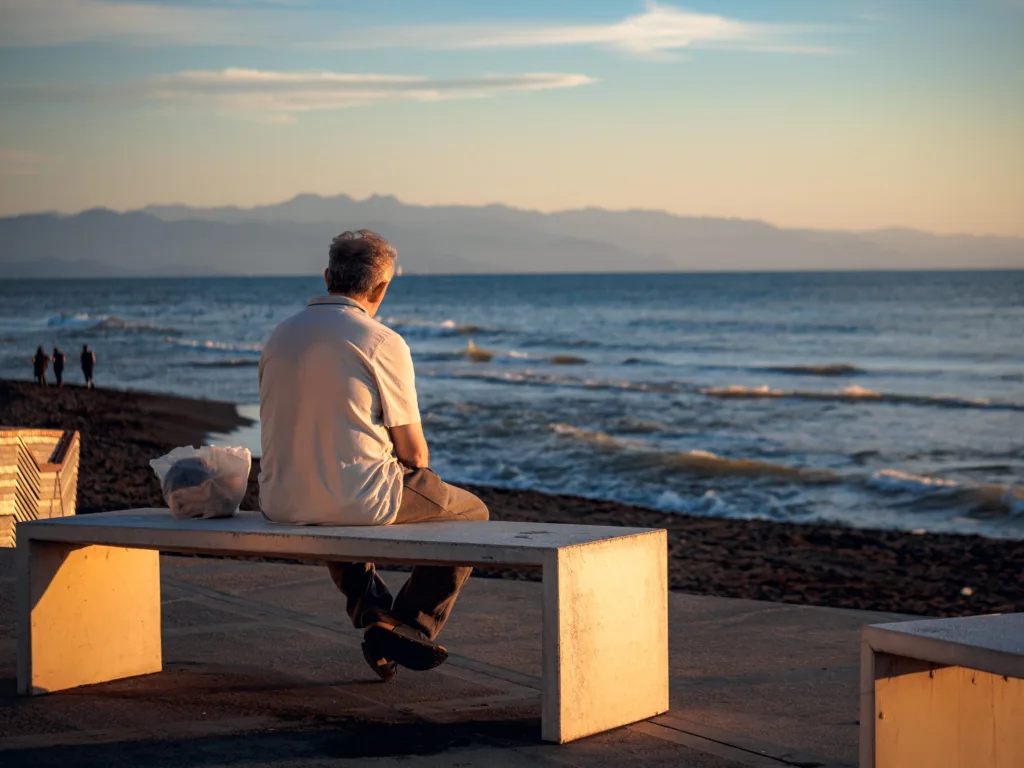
[860,613,1024,768]
[16,509,669,743]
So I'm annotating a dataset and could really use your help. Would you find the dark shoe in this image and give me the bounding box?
[361,640,398,682]
[364,625,448,672]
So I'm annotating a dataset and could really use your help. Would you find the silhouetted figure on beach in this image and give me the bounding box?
[81,345,96,388]
[52,347,66,387]
[33,346,50,387]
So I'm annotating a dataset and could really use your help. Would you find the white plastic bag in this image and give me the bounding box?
[150,445,252,520]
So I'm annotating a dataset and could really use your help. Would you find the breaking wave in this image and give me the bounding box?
[47,313,179,334]
[383,317,493,338]
[547,426,1024,517]
[432,369,685,394]
[549,424,841,483]
[702,384,1024,411]
[186,358,260,368]
[165,337,263,354]
[868,470,1024,517]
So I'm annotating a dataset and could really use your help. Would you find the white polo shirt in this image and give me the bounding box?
[258,295,420,526]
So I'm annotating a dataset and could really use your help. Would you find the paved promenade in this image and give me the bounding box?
[0,549,907,766]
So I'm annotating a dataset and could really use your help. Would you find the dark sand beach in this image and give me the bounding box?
[2,378,1021,618]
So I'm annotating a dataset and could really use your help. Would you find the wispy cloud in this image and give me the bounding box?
[128,68,595,121]
[331,3,833,59]
[0,149,56,176]
[0,0,831,57]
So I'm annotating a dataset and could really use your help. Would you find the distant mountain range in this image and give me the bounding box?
[1,194,1021,278]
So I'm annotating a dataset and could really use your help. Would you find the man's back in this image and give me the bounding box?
[258,295,419,526]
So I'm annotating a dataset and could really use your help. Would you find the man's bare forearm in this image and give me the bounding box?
[390,423,430,469]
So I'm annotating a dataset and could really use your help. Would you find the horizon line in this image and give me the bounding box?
[2,191,1022,241]
[4,267,1024,282]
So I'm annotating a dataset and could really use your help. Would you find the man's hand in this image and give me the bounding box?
[390,422,430,469]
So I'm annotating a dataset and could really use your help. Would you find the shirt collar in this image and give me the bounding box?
[308,295,368,315]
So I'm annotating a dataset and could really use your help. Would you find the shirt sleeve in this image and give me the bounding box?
[373,333,421,427]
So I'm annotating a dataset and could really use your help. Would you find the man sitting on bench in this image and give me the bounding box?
[257,229,489,682]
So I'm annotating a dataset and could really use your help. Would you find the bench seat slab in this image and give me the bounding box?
[18,542,162,695]
[542,530,669,743]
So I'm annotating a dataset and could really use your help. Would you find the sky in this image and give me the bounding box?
[0,0,1022,236]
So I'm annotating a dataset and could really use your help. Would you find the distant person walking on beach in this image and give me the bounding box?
[32,346,50,386]
[80,345,96,388]
[259,230,488,682]
[52,347,66,387]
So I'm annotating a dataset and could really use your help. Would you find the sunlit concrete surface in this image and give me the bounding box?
[1,548,907,766]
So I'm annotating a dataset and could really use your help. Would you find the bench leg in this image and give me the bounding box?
[541,530,669,743]
[859,638,877,768]
[17,541,162,695]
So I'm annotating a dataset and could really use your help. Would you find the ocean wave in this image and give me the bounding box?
[653,449,840,482]
[47,313,101,329]
[622,357,666,366]
[186,359,260,368]
[551,423,642,448]
[383,317,493,338]
[165,337,263,354]
[654,489,736,516]
[413,351,465,363]
[867,469,960,494]
[614,417,673,434]
[462,348,588,365]
[47,313,180,335]
[764,363,864,377]
[550,424,840,482]
[518,336,601,349]
[548,424,1024,516]
[702,384,1024,411]
[868,470,1024,517]
[435,369,685,394]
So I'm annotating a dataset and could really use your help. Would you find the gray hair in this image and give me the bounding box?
[326,230,397,297]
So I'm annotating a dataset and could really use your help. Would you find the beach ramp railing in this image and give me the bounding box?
[0,428,79,548]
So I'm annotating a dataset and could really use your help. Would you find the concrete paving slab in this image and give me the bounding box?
[0,549,912,766]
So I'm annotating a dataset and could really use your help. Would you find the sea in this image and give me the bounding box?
[2,271,1022,539]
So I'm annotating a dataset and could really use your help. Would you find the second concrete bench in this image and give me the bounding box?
[860,612,1024,768]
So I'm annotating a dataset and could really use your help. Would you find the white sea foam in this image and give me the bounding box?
[383,317,488,337]
[868,469,961,494]
[550,423,636,448]
[868,470,1024,517]
[654,489,734,516]
[702,384,1021,411]
[166,337,263,353]
[47,313,101,328]
[45,313,178,334]
[433,369,684,394]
